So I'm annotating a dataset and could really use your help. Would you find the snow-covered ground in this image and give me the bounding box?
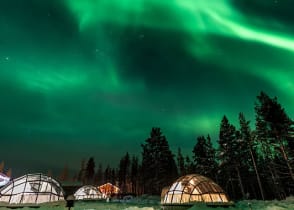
[189,197,294,210]
[0,196,293,210]
[234,197,294,210]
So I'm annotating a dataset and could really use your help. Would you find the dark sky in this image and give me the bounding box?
[1,0,294,176]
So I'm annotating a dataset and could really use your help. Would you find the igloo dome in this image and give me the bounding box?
[161,174,230,206]
[74,185,103,200]
[0,173,64,206]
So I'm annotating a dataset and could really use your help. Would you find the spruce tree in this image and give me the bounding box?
[104,165,111,183]
[177,148,186,176]
[193,135,217,180]
[255,92,294,199]
[239,112,264,200]
[110,169,117,186]
[193,136,207,175]
[206,135,218,180]
[94,163,103,185]
[218,115,241,199]
[78,159,86,184]
[185,156,194,174]
[85,157,95,184]
[118,152,131,193]
[131,156,139,194]
[141,127,178,194]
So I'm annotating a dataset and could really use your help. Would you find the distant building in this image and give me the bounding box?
[98,183,120,197]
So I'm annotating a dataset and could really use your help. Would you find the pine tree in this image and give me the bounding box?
[239,112,264,200]
[111,169,117,186]
[185,156,194,174]
[192,135,217,180]
[131,156,139,194]
[141,127,178,194]
[118,152,131,193]
[206,135,218,180]
[193,136,207,174]
[159,133,178,188]
[177,148,186,176]
[255,92,294,199]
[94,163,103,185]
[104,165,112,183]
[85,157,95,184]
[218,115,241,199]
[78,159,86,184]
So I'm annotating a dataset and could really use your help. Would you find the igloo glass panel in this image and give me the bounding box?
[169,182,179,191]
[0,195,10,203]
[13,179,24,187]
[171,193,181,203]
[21,193,37,204]
[189,194,201,202]
[192,186,201,194]
[181,194,190,203]
[220,194,228,202]
[12,183,26,194]
[202,194,212,202]
[51,195,60,202]
[210,193,223,202]
[37,195,51,204]
[1,186,12,194]
[27,175,39,182]
[188,179,197,186]
[164,194,173,203]
[183,185,194,194]
[10,194,22,204]
[197,183,209,194]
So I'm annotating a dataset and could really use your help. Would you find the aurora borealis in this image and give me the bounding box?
[1,0,294,175]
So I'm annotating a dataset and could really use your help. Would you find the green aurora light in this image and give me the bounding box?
[0,0,293,174]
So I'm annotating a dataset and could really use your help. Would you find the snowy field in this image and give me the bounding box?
[0,196,293,210]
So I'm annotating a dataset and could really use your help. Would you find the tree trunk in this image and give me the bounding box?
[249,146,265,200]
[268,161,286,200]
[236,166,245,199]
[279,139,294,181]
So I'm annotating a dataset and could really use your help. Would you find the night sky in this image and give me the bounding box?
[1,0,294,176]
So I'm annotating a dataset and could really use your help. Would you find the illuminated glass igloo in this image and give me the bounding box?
[74,185,103,200]
[161,174,229,205]
[0,173,64,206]
[98,183,120,197]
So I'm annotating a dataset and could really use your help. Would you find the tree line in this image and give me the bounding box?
[72,127,178,196]
[67,91,293,200]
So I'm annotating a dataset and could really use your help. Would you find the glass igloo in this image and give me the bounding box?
[0,173,10,188]
[74,185,103,200]
[0,173,65,206]
[161,174,230,206]
[98,183,120,197]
